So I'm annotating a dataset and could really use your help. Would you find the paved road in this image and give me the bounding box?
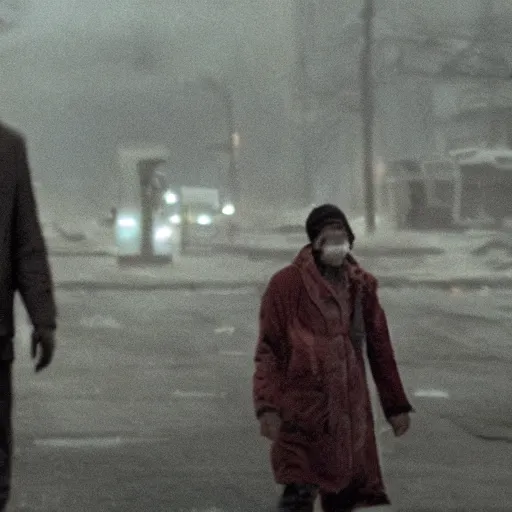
[6,287,512,511]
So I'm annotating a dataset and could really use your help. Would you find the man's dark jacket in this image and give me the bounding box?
[0,123,56,360]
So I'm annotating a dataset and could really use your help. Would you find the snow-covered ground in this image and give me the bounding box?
[43,217,512,291]
[10,286,512,511]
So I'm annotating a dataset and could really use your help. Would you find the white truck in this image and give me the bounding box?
[178,186,235,248]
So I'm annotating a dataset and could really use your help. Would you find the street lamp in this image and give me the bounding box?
[197,77,240,208]
[198,77,241,241]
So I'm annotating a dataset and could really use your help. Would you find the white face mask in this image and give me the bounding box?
[320,241,350,266]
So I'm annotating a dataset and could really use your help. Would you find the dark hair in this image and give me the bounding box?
[305,204,355,248]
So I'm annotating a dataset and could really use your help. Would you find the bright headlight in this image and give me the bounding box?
[154,226,172,241]
[164,191,178,205]
[222,203,235,216]
[117,216,137,228]
[169,214,181,225]
[197,214,212,226]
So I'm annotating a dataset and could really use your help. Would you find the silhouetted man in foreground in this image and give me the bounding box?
[0,123,57,510]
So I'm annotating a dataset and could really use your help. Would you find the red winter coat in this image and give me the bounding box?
[253,246,412,505]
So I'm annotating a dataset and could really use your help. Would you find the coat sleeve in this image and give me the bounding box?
[363,275,413,419]
[12,136,57,330]
[253,276,289,419]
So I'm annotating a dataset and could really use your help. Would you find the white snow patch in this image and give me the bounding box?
[478,286,490,296]
[171,390,226,399]
[218,350,249,357]
[134,269,158,278]
[35,436,123,448]
[414,389,450,399]
[214,326,236,335]
[196,288,254,296]
[178,509,227,512]
[80,315,123,329]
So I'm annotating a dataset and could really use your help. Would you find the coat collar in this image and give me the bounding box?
[292,245,365,314]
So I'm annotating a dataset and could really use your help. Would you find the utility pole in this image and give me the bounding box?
[481,0,500,147]
[294,0,314,206]
[360,0,376,234]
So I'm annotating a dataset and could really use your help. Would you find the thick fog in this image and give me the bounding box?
[1,2,512,511]
[0,0,305,222]
[1,0,511,224]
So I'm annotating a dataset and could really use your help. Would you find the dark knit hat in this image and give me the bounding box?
[305,204,355,246]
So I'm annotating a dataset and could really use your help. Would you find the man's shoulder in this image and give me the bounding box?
[0,122,25,146]
[0,124,25,180]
